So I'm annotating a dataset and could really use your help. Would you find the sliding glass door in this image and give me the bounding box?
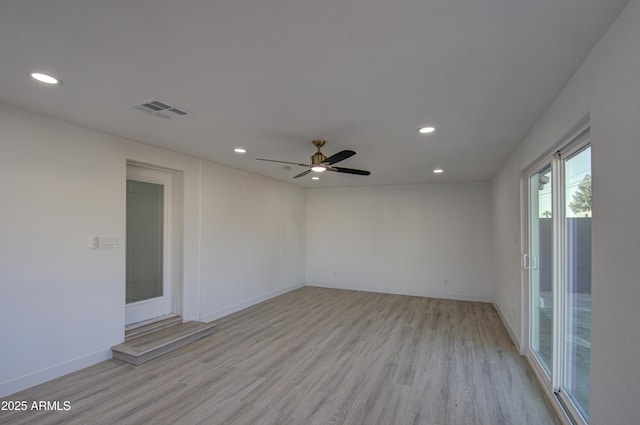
[561,144,592,420]
[528,163,553,377]
[526,129,591,424]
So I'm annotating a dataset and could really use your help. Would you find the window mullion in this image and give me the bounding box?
[551,152,565,393]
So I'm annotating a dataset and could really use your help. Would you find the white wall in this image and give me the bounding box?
[307,183,493,302]
[0,103,306,396]
[589,1,640,422]
[198,160,306,321]
[491,0,640,423]
[0,105,128,395]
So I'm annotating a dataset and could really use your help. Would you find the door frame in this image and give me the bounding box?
[523,157,555,391]
[521,121,591,425]
[125,160,183,327]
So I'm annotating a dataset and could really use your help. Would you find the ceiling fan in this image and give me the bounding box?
[256,140,371,179]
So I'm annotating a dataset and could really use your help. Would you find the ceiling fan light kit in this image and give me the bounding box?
[30,72,61,85]
[257,139,371,179]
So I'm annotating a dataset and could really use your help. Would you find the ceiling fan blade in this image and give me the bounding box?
[324,150,356,165]
[293,169,312,179]
[330,167,371,176]
[256,158,309,167]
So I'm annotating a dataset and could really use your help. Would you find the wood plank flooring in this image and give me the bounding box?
[1,287,559,425]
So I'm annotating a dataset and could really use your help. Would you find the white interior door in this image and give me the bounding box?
[125,165,174,325]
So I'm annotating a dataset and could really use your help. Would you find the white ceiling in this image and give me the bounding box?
[0,0,628,187]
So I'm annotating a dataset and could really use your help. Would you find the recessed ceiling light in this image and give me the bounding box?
[30,72,60,85]
[311,176,320,180]
[433,168,444,174]
[234,147,247,154]
[418,126,435,134]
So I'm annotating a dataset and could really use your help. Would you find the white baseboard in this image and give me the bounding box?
[492,301,523,353]
[199,282,306,323]
[306,281,492,303]
[0,349,112,398]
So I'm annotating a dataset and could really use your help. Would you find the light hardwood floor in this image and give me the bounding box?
[1,287,559,425]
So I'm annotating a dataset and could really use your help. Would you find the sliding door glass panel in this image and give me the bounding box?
[563,146,591,418]
[126,179,164,304]
[529,164,553,375]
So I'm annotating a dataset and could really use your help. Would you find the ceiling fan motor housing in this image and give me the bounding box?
[311,151,327,165]
[311,140,327,165]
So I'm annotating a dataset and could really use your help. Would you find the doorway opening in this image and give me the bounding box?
[125,162,183,328]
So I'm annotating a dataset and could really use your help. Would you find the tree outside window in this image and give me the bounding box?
[569,174,592,217]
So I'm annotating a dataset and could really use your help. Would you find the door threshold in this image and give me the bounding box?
[125,314,182,341]
[124,313,180,332]
[126,313,180,331]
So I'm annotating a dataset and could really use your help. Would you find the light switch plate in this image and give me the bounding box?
[100,237,119,248]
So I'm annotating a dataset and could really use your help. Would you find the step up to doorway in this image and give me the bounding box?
[112,321,216,366]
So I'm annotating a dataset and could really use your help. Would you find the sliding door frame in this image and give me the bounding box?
[524,155,555,392]
[556,135,592,423]
[522,121,591,425]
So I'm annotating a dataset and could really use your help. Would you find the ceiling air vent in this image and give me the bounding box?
[129,99,190,120]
